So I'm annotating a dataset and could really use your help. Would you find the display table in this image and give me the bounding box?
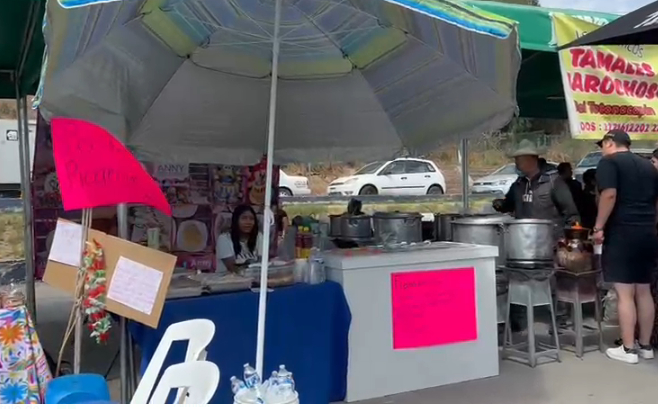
[129,282,350,404]
[323,242,499,402]
[0,306,52,404]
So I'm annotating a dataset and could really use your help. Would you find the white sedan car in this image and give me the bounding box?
[327,158,446,196]
[279,170,311,196]
[471,162,557,195]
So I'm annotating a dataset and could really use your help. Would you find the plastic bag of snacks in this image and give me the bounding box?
[0,282,26,309]
[603,290,619,326]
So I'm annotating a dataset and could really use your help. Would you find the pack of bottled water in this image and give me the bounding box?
[231,363,298,404]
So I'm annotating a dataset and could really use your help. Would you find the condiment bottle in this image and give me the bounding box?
[302,228,312,259]
[295,227,303,259]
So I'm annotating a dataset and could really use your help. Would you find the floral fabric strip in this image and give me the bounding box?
[0,307,52,404]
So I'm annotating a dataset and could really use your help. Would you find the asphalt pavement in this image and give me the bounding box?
[0,198,22,211]
[0,261,26,285]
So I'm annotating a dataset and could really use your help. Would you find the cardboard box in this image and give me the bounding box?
[43,219,176,328]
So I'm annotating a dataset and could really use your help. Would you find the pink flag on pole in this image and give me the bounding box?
[51,118,171,216]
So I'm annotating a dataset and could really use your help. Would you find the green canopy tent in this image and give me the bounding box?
[465,1,619,119]
[0,0,45,98]
[0,0,46,321]
[2,2,144,396]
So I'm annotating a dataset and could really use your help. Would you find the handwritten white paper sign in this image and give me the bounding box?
[48,220,83,267]
[107,256,163,315]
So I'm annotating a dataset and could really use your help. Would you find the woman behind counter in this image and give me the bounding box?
[216,204,263,274]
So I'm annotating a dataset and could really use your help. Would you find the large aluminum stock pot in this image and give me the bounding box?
[506,219,555,268]
[451,215,512,266]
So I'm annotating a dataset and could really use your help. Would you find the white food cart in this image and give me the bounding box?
[323,241,499,402]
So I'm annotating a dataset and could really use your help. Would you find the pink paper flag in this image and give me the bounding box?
[51,118,172,216]
[390,268,478,350]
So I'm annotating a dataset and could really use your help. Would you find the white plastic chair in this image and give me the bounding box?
[148,360,220,405]
[131,319,216,404]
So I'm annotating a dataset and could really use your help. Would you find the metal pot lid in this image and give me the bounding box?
[373,211,421,219]
[342,214,372,219]
[506,218,554,225]
[451,215,512,225]
[435,212,461,217]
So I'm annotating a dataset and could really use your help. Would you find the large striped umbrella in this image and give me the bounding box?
[37,0,519,165]
[36,0,520,385]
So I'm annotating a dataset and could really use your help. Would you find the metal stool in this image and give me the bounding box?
[501,267,561,367]
[496,272,512,346]
[554,269,604,357]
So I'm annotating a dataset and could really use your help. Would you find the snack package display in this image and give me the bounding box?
[212,165,246,205]
[172,205,213,253]
[0,282,26,309]
[131,207,173,251]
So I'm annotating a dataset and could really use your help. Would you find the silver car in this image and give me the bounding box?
[573,149,654,183]
[471,162,558,195]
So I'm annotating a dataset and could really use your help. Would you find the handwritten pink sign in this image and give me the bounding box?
[51,118,171,216]
[391,268,477,349]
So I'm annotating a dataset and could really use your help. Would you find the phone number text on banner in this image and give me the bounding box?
[554,13,658,140]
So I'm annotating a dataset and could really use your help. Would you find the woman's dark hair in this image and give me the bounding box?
[557,162,572,176]
[652,148,658,160]
[231,204,259,256]
[583,169,596,185]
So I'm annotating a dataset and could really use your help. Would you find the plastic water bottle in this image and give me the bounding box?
[243,363,261,389]
[230,376,246,395]
[268,371,279,388]
[276,365,295,398]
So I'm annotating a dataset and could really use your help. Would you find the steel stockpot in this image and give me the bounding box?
[506,218,555,267]
[451,215,512,266]
[373,212,422,244]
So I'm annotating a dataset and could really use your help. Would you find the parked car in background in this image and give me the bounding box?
[327,158,446,196]
[574,149,654,183]
[471,161,558,195]
[0,119,36,198]
[279,170,311,196]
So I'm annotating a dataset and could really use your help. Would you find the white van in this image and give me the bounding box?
[0,119,36,197]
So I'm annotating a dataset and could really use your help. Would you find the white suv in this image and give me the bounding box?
[279,170,311,196]
[327,158,446,196]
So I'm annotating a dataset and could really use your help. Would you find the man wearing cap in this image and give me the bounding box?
[493,139,580,231]
[593,129,658,364]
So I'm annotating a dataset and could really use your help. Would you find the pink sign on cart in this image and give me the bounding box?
[390,268,477,350]
[51,118,171,216]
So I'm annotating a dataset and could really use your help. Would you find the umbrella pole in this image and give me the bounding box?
[459,138,470,212]
[255,0,282,379]
[18,95,37,322]
[117,203,132,403]
[14,90,37,322]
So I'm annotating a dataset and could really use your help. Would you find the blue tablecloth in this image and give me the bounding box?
[129,282,350,404]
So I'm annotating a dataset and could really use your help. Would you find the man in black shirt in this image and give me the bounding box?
[580,169,597,229]
[594,130,658,364]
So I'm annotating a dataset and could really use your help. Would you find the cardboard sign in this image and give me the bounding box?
[51,118,172,216]
[43,219,176,328]
[390,268,477,350]
[48,220,84,267]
